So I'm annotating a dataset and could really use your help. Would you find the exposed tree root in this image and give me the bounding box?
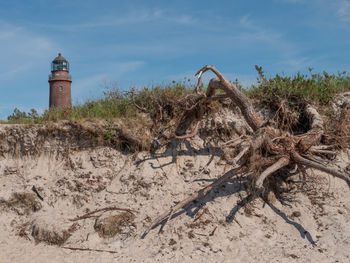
[255,156,290,189]
[144,65,350,236]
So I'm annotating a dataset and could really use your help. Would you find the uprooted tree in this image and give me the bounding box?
[143,65,350,236]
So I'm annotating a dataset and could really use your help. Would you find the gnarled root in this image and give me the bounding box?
[145,65,350,236]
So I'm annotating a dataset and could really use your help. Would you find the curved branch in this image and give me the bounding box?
[255,156,290,189]
[292,152,350,187]
[194,65,263,131]
[130,89,148,112]
[226,145,250,165]
[209,79,263,131]
[195,65,228,85]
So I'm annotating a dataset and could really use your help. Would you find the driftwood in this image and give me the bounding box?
[144,65,350,236]
[69,206,136,222]
[62,246,118,254]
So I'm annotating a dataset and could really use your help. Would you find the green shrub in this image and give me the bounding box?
[247,66,350,105]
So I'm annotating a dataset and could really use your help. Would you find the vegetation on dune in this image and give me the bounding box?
[3,67,350,155]
[248,66,350,105]
[4,68,350,125]
[4,81,193,124]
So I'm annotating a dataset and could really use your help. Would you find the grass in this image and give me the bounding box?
[0,192,42,215]
[3,68,350,125]
[5,81,192,124]
[94,212,136,238]
[246,66,350,105]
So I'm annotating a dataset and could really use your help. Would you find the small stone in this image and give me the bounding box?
[292,211,301,218]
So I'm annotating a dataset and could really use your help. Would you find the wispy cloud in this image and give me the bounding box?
[72,73,109,99]
[36,8,197,31]
[73,60,145,97]
[336,0,350,22]
[0,65,31,80]
[0,23,55,57]
[0,22,56,81]
[0,103,32,120]
[234,15,311,71]
[275,0,306,3]
[165,70,257,89]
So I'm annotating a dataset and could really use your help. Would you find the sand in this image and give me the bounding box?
[0,118,349,262]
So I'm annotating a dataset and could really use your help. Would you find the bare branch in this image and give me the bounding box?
[310,149,337,155]
[255,156,290,189]
[292,152,350,187]
[69,206,136,222]
[310,145,336,151]
[195,65,228,85]
[62,246,118,254]
[226,145,250,165]
[130,89,148,112]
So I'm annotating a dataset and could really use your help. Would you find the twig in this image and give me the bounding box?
[31,185,44,201]
[209,226,217,236]
[130,89,148,112]
[309,149,337,155]
[193,207,206,222]
[227,145,250,165]
[69,206,136,222]
[62,246,118,254]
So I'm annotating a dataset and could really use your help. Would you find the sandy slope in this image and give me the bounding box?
[0,123,349,263]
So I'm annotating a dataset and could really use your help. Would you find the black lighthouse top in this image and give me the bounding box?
[51,53,70,72]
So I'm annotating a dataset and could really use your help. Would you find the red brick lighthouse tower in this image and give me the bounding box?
[48,53,72,108]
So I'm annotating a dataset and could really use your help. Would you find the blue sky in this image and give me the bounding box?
[1,0,350,118]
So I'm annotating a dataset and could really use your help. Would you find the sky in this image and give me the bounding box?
[1,0,350,118]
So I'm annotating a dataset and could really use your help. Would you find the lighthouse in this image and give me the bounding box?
[48,53,72,109]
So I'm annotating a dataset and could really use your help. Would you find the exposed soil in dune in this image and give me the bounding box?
[0,102,349,263]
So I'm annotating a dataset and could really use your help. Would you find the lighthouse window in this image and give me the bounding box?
[59,86,63,92]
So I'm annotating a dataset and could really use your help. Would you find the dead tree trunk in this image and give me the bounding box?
[144,65,350,236]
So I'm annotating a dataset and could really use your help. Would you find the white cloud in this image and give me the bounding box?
[165,70,257,89]
[336,0,350,22]
[72,60,145,98]
[72,73,109,99]
[0,22,56,80]
[274,0,306,3]
[0,23,55,57]
[0,103,34,120]
[0,65,31,79]
[36,8,197,31]
[112,61,146,77]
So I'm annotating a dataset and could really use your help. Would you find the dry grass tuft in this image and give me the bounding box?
[94,212,136,238]
[0,192,42,215]
[326,108,350,148]
[31,224,71,246]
